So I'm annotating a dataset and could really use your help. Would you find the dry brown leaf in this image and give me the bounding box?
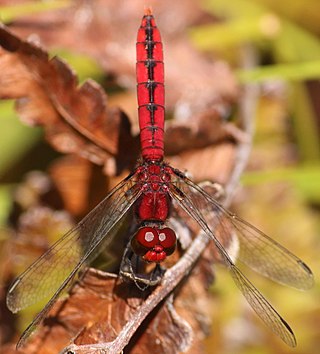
[48,155,111,217]
[167,143,236,184]
[2,268,195,354]
[0,24,138,175]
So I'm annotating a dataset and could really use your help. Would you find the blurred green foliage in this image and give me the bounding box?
[0,0,71,23]
[191,0,320,195]
[195,1,320,353]
[0,101,41,177]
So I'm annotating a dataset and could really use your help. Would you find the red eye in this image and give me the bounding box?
[131,227,159,257]
[136,227,159,247]
[158,228,176,255]
[131,226,176,260]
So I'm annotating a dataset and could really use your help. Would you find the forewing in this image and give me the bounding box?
[168,170,308,347]
[170,170,313,290]
[7,173,141,314]
[226,214,313,289]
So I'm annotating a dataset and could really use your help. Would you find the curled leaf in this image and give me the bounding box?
[0,24,139,175]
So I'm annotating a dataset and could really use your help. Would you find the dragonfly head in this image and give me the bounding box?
[131,225,176,263]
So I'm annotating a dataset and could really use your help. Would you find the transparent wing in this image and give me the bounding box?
[169,169,313,347]
[230,265,296,347]
[7,172,141,314]
[170,170,313,290]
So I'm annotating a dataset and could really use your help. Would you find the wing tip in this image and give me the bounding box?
[298,259,314,289]
[6,293,18,314]
[280,316,297,347]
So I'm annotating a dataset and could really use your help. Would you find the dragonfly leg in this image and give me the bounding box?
[119,242,165,288]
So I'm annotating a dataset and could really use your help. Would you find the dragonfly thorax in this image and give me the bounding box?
[135,162,173,221]
[132,162,176,263]
[137,162,172,191]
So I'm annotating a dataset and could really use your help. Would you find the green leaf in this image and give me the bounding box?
[0,0,71,23]
[190,15,280,51]
[203,0,320,63]
[237,60,320,83]
[242,165,320,203]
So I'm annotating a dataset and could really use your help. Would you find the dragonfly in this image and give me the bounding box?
[7,9,313,349]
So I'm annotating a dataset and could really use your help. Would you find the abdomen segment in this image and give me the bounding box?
[136,9,165,162]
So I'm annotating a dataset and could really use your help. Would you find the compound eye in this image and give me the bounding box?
[136,227,159,247]
[158,228,176,254]
[131,227,159,256]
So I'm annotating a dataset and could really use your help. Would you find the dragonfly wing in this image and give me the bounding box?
[230,264,296,347]
[225,213,313,290]
[15,264,87,348]
[168,170,305,347]
[7,173,141,314]
[170,171,313,290]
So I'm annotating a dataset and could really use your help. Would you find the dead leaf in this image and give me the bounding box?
[167,143,236,184]
[0,24,139,175]
[3,268,195,354]
[48,155,110,217]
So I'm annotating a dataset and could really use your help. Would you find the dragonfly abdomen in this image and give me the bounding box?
[136,9,165,162]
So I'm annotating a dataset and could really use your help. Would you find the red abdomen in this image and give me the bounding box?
[136,10,164,162]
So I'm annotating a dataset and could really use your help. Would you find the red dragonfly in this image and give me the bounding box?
[7,9,313,348]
